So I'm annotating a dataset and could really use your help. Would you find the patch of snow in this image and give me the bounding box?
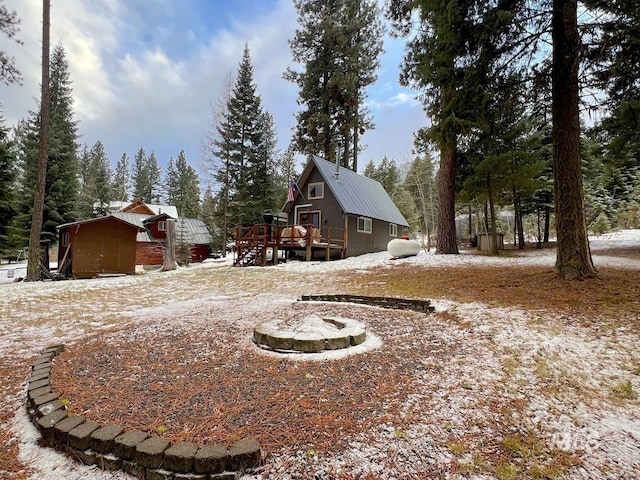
[1,229,639,478]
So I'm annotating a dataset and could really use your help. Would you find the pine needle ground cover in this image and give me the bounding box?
[1,232,639,479]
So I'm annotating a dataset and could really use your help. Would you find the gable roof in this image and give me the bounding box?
[175,218,213,245]
[119,200,179,218]
[57,215,146,232]
[110,212,153,242]
[111,212,212,245]
[295,156,409,227]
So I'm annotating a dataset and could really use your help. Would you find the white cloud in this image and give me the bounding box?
[2,0,423,175]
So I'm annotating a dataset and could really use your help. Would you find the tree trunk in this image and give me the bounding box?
[552,0,596,279]
[536,209,542,248]
[26,0,50,282]
[435,140,459,254]
[162,219,177,271]
[514,190,525,249]
[467,204,473,245]
[487,173,499,256]
[544,206,550,243]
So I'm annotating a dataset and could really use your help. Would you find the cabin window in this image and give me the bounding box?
[308,182,324,199]
[357,217,372,234]
[61,231,70,246]
[389,223,398,237]
[158,220,166,231]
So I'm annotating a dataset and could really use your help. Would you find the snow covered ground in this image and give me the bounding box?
[1,230,639,479]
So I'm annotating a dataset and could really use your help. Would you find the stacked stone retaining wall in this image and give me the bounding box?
[26,345,261,479]
[299,294,436,313]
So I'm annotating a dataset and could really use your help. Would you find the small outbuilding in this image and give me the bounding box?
[57,216,144,279]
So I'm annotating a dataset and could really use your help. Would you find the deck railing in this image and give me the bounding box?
[233,224,346,266]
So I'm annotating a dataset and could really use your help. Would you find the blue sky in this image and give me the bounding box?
[2,0,429,187]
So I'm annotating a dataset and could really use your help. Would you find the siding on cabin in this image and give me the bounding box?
[345,216,401,257]
[136,241,210,266]
[286,164,405,258]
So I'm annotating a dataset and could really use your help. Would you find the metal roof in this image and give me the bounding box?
[175,218,213,245]
[105,201,179,218]
[309,156,409,227]
[110,213,212,245]
[111,212,153,242]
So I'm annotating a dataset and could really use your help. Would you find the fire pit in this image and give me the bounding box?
[253,314,366,353]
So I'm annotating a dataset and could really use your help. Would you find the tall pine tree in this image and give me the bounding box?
[0,108,17,258]
[165,150,201,217]
[286,0,384,170]
[388,0,527,254]
[12,43,79,246]
[112,153,131,202]
[213,44,277,227]
[131,147,148,202]
[131,148,162,203]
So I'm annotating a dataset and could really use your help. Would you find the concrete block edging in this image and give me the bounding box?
[26,344,262,478]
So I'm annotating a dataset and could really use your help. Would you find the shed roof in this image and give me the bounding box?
[110,212,153,242]
[303,156,409,227]
[57,215,145,232]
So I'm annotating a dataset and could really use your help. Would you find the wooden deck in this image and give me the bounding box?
[233,224,346,266]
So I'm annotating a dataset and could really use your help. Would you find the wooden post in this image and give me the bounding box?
[325,227,331,261]
[305,226,312,261]
[272,226,279,265]
[162,219,177,271]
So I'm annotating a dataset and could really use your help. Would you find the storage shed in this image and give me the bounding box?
[57,216,144,279]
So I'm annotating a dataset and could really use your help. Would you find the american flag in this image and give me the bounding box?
[287,180,299,202]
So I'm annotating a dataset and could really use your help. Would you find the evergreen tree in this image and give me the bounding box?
[275,144,300,206]
[165,156,178,206]
[147,151,163,203]
[584,0,640,229]
[405,154,438,248]
[88,141,112,216]
[586,0,639,158]
[250,112,279,214]
[363,157,401,194]
[459,76,548,251]
[166,150,201,217]
[112,153,130,202]
[131,148,162,203]
[363,157,418,232]
[77,141,112,218]
[551,0,596,278]
[0,1,22,85]
[286,0,384,169]
[131,147,148,201]
[0,109,17,257]
[76,144,94,219]
[12,43,79,246]
[213,44,277,228]
[388,0,526,254]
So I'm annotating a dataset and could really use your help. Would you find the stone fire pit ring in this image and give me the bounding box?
[253,315,366,353]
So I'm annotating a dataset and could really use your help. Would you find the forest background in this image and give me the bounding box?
[0,0,638,273]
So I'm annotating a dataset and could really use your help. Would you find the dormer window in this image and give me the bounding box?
[308,182,324,199]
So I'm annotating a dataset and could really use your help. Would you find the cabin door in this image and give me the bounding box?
[297,210,321,228]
